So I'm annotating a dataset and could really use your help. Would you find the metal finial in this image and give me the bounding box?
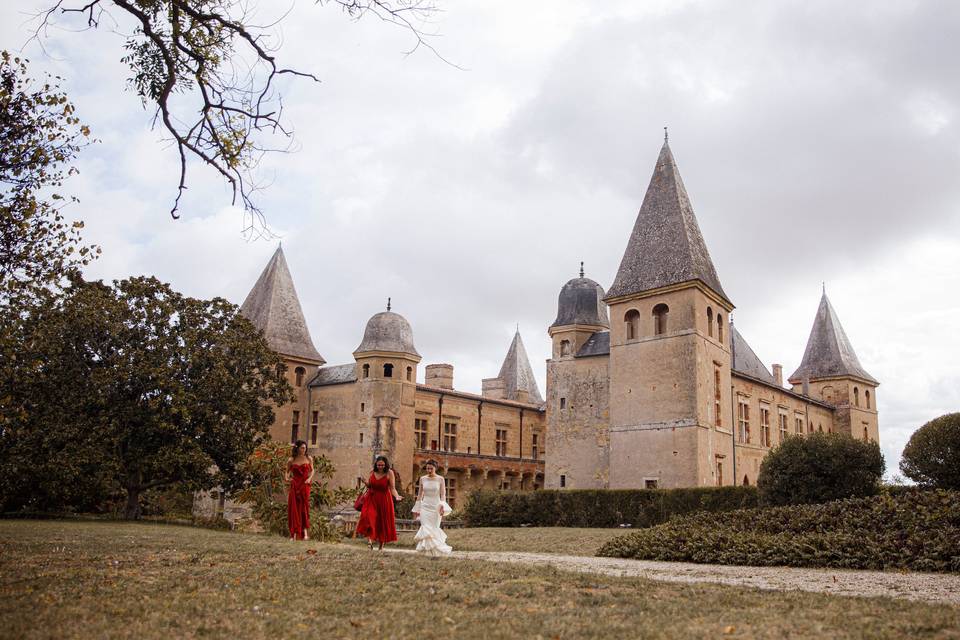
[579,261,584,278]
[822,281,826,295]
[387,297,391,312]
[516,322,520,333]
[664,126,668,143]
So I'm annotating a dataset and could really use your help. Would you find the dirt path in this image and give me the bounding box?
[388,549,960,605]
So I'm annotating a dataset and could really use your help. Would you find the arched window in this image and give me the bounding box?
[652,303,669,336]
[560,340,570,357]
[707,307,714,337]
[865,389,871,409]
[624,309,640,341]
[863,426,869,441]
[383,363,394,378]
[853,387,860,407]
[406,366,413,381]
[818,424,823,432]
[362,363,370,378]
[717,315,724,343]
[295,366,306,387]
[742,475,750,486]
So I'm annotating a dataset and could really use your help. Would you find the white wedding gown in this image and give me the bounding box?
[412,475,454,556]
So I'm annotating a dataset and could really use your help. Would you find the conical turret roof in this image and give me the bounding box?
[606,141,729,304]
[240,246,324,364]
[496,331,543,404]
[788,292,877,385]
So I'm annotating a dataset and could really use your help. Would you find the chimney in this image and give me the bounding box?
[802,376,810,397]
[772,364,783,387]
[481,377,505,399]
[425,364,453,390]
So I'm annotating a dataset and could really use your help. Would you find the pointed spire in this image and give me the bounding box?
[496,331,543,404]
[788,291,877,385]
[605,139,730,305]
[240,246,325,364]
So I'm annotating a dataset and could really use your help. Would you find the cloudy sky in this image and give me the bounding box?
[4,0,959,478]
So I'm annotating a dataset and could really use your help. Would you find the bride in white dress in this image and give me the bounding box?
[411,460,454,556]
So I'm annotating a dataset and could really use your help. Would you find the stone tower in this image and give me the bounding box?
[603,140,735,489]
[240,246,324,444]
[353,303,421,482]
[545,268,611,489]
[788,291,879,441]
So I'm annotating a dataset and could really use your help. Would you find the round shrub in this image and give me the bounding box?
[757,432,884,506]
[901,412,960,490]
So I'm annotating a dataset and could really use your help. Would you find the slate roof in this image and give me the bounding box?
[239,246,324,364]
[575,331,610,358]
[354,310,420,357]
[496,331,543,404]
[730,326,777,385]
[309,363,357,387]
[551,276,609,328]
[606,141,729,304]
[789,292,878,385]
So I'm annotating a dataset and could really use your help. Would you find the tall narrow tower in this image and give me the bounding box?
[240,246,324,444]
[789,291,880,441]
[604,139,734,488]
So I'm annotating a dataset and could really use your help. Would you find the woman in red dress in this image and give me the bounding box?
[355,455,403,550]
[286,440,314,540]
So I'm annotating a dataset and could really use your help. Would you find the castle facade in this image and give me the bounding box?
[238,139,879,500]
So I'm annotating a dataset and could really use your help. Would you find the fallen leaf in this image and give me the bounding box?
[723,625,736,634]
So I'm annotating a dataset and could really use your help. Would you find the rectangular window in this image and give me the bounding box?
[414,418,428,449]
[795,416,804,435]
[716,461,723,487]
[291,410,300,443]
[713,366,722,427]
[430,439,438,450]
[532,434,539,459]
[446,477,457,508]
[644,479,659,489]
[559,397,566,410]
[360,402,365,413]
[737,398,750,444]
[778,409,788,443]
[760,404,771,447]
[359,432,363,444]
[443,422,458,452]
[310,411,318,445]
[560,474,566,488]
[495,429,508,457]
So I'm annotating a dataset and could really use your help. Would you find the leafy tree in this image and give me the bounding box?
[901,412,960,490]
[37,0,441,226]
[757,432,885,506]
[0,51,98,308]
[0,275,293,518]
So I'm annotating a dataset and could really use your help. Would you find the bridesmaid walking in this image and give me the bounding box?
[286,440,314,540]
[355,455,403,550]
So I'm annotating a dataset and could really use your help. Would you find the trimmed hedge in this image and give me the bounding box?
[597,488,960,573]
[461,486,758,528]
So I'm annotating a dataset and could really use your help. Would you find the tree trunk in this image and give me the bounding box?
[124,485,142,519]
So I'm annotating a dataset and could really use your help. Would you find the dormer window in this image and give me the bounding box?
[625,309,640,341]
[652,303,669,336]
[383,363,394,378]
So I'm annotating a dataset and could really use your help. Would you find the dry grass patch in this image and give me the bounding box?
[347,526,626,555]
[1,520,958,640]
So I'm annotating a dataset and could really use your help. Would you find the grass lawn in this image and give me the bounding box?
[2,520,958,640]
[344,526,626,555]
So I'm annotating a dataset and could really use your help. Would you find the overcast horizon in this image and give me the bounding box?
[4,0,959,479]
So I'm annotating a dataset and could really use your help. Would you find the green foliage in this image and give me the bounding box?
[0,276,292,518]
[233,441,338,542]
[0,51,98,308]
[756,432,885,506]
[901,413,960,490]
[461,486,758,528]
[598,489,960,573]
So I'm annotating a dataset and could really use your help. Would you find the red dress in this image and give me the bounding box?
[288,462,311,539]
[355,472,398,544]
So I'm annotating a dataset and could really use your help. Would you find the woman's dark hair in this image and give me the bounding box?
[292,440,307,457]
[373,455,391,473]
[423,459,439,470]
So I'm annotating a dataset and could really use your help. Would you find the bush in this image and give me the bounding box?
[461,486,758,528]
[901,413,960,490]
[757,432,884,506]
[597,488,960,573]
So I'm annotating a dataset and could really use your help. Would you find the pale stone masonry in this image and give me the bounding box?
[239,138,879,498]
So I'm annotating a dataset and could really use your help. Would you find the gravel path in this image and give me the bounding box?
[389,549,960,605]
